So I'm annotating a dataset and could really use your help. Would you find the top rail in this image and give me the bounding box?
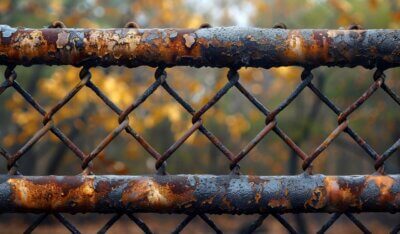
[1,25,400,68]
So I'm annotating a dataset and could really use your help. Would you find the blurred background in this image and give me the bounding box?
[0,0,399,233]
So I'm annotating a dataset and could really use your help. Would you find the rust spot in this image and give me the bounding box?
[268,197,291,209]
[248,175,265,185]
[23,30,46,47]
[246,34,256,41]
[305,186,327,209]
[202,194,216,205]
[56,31,70,49]
[111,30,141,59]
[8,177,95,211]
[222,196,233,211]
[183,33,196,48]
[255,192,261,203]
[284,30,333,64]
[83,29,141,59]
[12,30,48,60]
[366,175,396,204]
[121,178,195,211]
[122,181,166,206]
[324,177,361,211]
[310,30,331,62]
[86,30,102,51]
[286,30,304,58]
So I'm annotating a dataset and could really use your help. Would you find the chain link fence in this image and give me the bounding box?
[0,23,399,233]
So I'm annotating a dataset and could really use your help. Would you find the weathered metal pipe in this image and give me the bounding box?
[0,174,399,214]
[1,25,400,68]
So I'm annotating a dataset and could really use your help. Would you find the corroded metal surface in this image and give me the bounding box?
[0,174,399,214]
[1,25,400,68]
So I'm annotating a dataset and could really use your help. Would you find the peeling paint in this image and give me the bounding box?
[0,25,17,38]
[183,33,196,48]
[56,31,70,49]
[169,30,178,39]
[18,30,46,48]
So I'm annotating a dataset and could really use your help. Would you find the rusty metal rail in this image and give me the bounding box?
[1,175,399,214]
[0,24,400,233]
[1,25,400,68]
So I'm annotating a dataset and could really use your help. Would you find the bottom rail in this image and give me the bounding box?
[0,174,398,214]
